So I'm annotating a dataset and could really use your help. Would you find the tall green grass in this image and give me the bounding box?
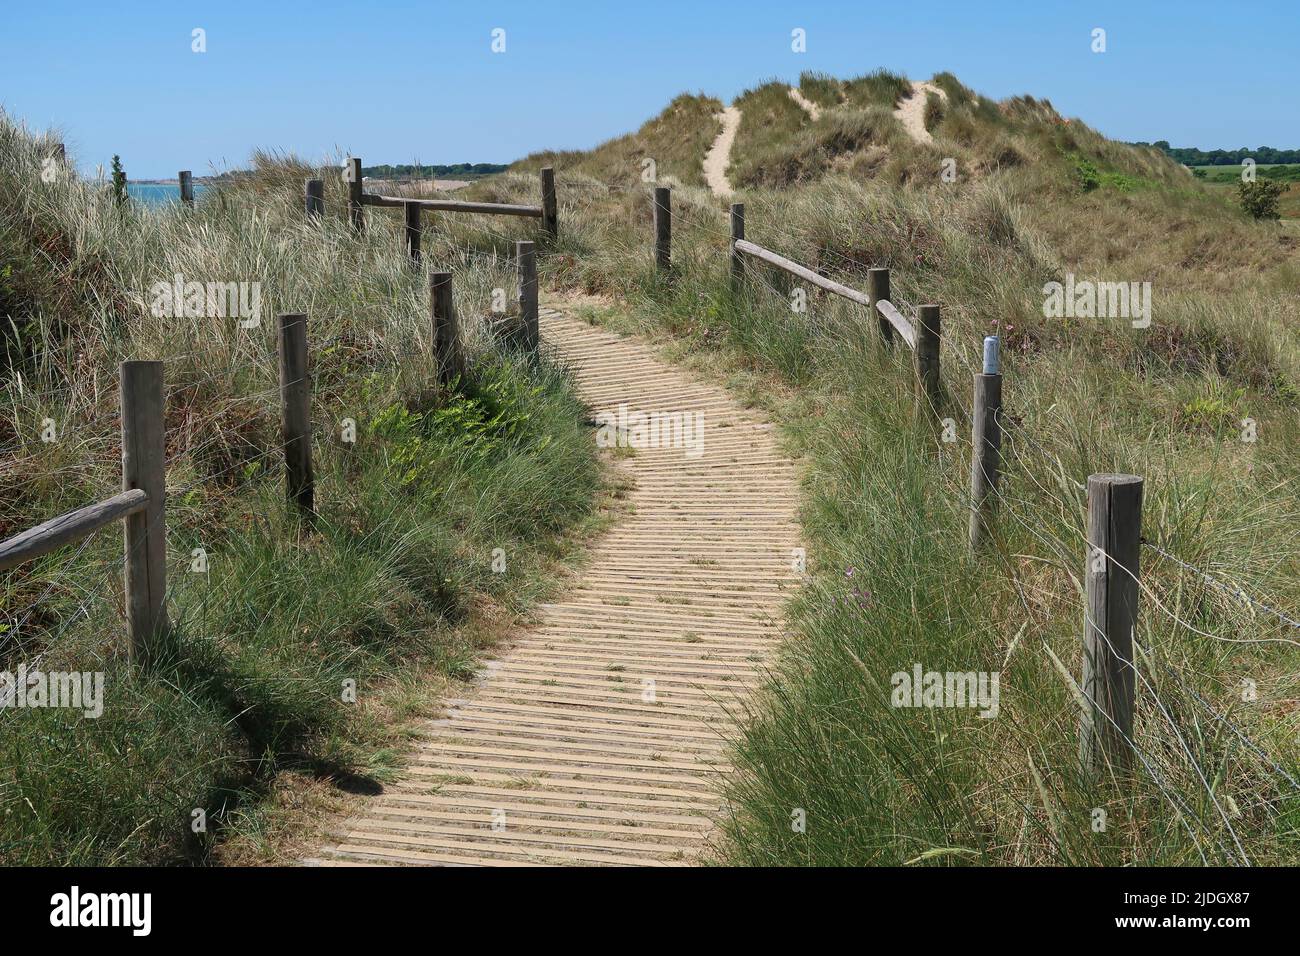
[472,83,1300,864]
[0,116,601,864]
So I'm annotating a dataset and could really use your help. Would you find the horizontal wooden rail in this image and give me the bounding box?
[0,489,148,573]
[362,194,543,218]
[733,238,917,347]
[875,299,918,349]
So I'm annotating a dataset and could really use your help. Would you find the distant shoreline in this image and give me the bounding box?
[128,176,477,192]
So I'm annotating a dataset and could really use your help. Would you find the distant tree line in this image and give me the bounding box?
[362,163,508,178]
[1133,140,1300,166]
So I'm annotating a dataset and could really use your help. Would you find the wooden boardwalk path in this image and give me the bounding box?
[312,305,800,866]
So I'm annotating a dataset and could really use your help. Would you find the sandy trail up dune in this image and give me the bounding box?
[895,81,947,145]
[703,105,742,197]
[787,86,823,121]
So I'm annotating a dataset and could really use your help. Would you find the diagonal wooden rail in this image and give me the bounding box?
[311,304,801,866]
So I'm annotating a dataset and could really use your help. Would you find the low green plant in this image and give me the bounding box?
[1238,179,1286,220]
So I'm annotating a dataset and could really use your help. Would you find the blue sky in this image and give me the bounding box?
[2,0,1296,178]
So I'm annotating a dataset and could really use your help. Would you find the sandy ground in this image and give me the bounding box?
[703,105,742,197]
[787,86,823,122]
[894,81,947,145]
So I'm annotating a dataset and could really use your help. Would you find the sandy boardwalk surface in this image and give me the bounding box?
[894,81,947,145]
[703,105,742,197]
[308,304,801,867]
[787,86,823,121]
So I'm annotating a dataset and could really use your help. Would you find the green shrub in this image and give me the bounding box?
[1074,157,1101,191]
[1238,179,1286,219]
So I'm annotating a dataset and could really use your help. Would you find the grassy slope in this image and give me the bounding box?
[728,81,814,187]
[511,93,723,190]
[0,123,601,864]
[479,69,1300,865]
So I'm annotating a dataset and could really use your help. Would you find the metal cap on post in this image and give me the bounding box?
[121,360,167,664]
[982,334,1000,375]
[968,337,1003,552]
[1080,473,1143,776]
[305,178,325,220]
[729,203,745,289]
[516,240,539,353]
[654,186,672,276]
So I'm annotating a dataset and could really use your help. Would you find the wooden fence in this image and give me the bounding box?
[345,157,558,249]
[0,361,166,664]
[0,221,528,665]
[647,185,1142,773]
[2,165,1144,776]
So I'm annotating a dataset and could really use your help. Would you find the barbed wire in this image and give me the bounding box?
[1142,538,1300,633]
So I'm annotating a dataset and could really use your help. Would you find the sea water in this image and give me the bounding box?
[126,182,210,208]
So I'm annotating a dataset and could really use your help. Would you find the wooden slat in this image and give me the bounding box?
[0,489,147,572]
[362,194,543,217]
[314,305,799,868]
[875,298,918,349]
[732,238,917,347]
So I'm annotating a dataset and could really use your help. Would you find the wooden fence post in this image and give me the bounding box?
[404,201,422,263]
[730,203,745,290]
[179,170,194,207]
[968,336,1002,551]
[347,157,364,232]
[915,304,941,414]
[516,240,539,353]
[305,178,325,220]
[1080,474,1143,775]
[120,360,167,664]
[868,268,893,345]
[540,167,558,240]
[278,313,315,520]
[654,186,671,276]
[431,271,464,384]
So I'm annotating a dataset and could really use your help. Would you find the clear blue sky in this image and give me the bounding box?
[2,0,1295,178]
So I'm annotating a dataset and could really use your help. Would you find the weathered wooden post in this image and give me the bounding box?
[179,170,194,207]
[968,336,1003,551]
[868,268,893,345]
[347,157,364,233]
[120,360,167,664]
[540,167,558,240]
[278,313,315,520]
[516,240,539,353]
[404,201,422,263]
[1080,474,1143,775]
[653,186,672,276]
[431,271,464,384]
[729,203,745,290]
[915,304,941,414]
[305,178,325,220]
